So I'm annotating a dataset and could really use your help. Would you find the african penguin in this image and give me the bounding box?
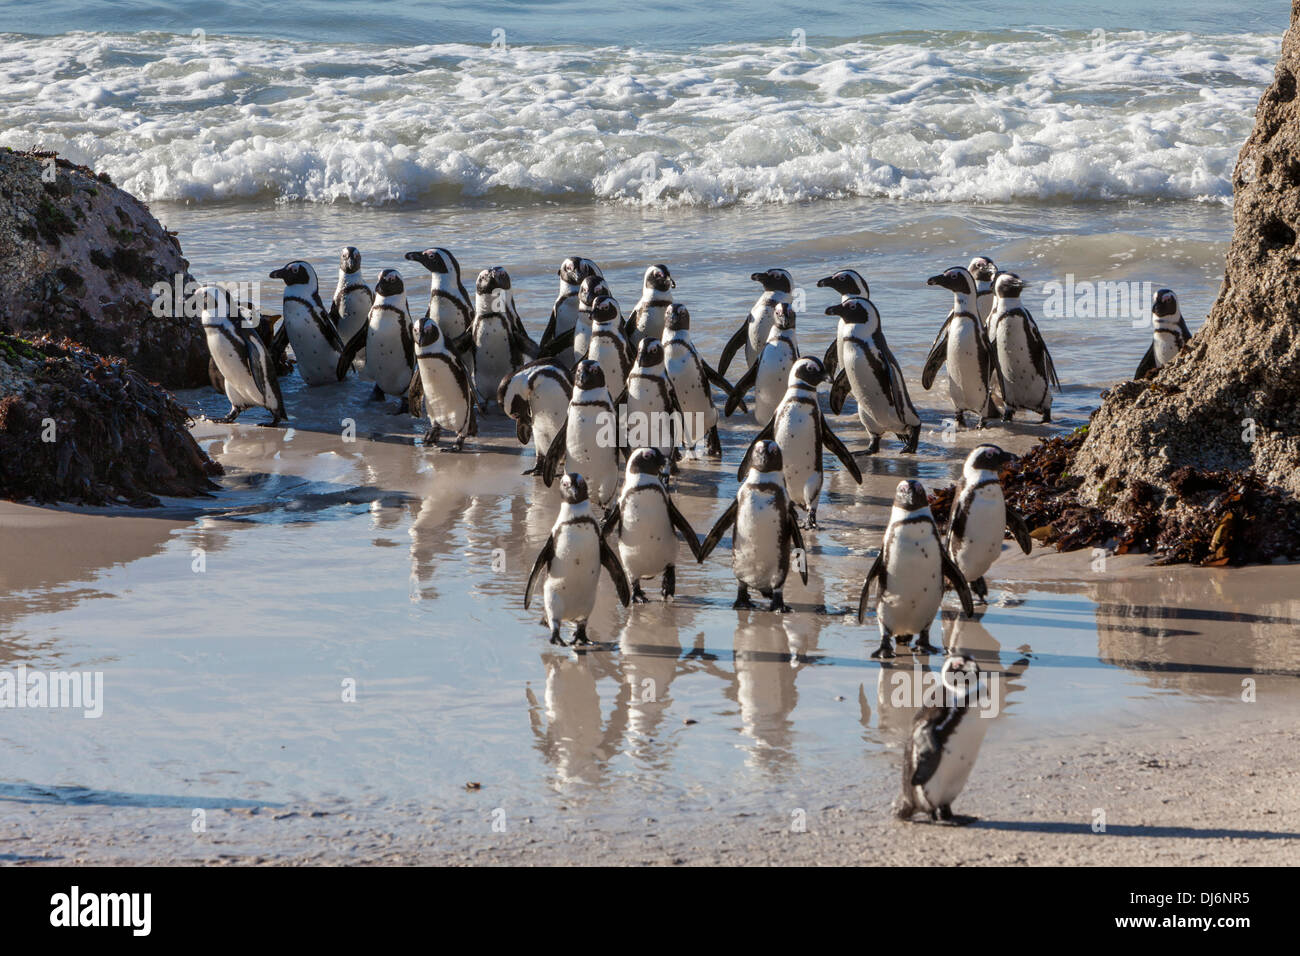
[331,246,374,377]
[825,296,922,454]
[699,439,808,613]
[736,357,862,529]
[894,654,989,826]
[470,266,539,411]
[269,260,349,387]
[945,444,1032,604]
[412,317,477,451]
[541,256,603,365]
[602,447,704,603]
[968,256,998,324]
[623,338,682,468]
[660,303,734,458]
[988,272,1059,422]
[1135,288,1192,379]
[815,267,870,406]
[198,284,287,425]
[540,359,622,509]
[336,268,416,412]
[857,479,974,659]
[524,472,631,646]
[574,275,613,362]
[404,247,476,390]
[625,263,675,349]
[922,266,1000,428]
[724,301,798,424]
[498,358,573,475]
[584,295,632,403]
[718,268,794,377]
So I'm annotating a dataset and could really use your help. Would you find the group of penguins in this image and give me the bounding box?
[194,247,1195,825]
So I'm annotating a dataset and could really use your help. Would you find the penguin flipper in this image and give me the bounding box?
[1178,316,1193,345]
[1135,342,1157,380]
[701,361,733,396]
[724,359,760,418]
[539,327,575,359]
[822,339,838,379]
[1024,313,1061,392]
[717,321,749,378]
[524,535,555,610]
[540,420,569,487]
[940,547,975,617]
[787,501,808,584]
[1006,506,1033,555]
[600,501,623,540]
[407,368,425,421]
[270,321,289,367]
[599,537,632,607]
[540,306,558,347]
[921,329,949,391]
[819,415,862,483]
[666,495,704,563]
[400,315,415,375]
[735,418,775,481]
[909,724,943,787]
[336,323,368,380]
[856,550,884,624]
[314,293,347,352]
[828,369,851,415]
[699,499,738,561]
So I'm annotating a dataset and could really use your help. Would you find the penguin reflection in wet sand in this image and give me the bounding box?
[404,247,475,383]
[625,263,675,349]
[336,268,415,412]
[725,302,799,424]
[858,480,974,658]
[331,246,374,376]
[661,303,735,458]
[988,272,1060,422]
[922,266,1000,427]
[541,256,602,363]
[737,358,861,529]
[718,268,795,377]
[700,440,808,613]
[1135,288,1192,379]
[824,296,922,453]
[946,445,1032,603]
[269,260,349,386]
[411,317,476,451]
[498,358,573,475]
[471,266,539,409]
[895,654,989,826]
[602,448,703,602]
[541,359,621,508]
[525,472,631,646]
[198,285,287,425]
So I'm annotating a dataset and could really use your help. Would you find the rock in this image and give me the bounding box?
[0,148,208,388]
[0,332,222,505]
[1072,10,1300,504]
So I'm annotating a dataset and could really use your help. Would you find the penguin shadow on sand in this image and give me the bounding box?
[525,648,629,788]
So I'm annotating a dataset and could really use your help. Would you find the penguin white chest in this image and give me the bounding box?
[774,403,820,510]
[367,309,413,396]
[996,317,1047,411]
[754,341,795,423]
[880,525,943,635]
[1154,330,1182,366]
[474,316,514,394]
[282,301,339,386]
[952,485,1006,582]
[588,337,626,397]
[733,488,786,589]
[430,295,469,341]
[618,488,676,580]
[566,405,619,504]
[746,299,778,364]
[530,381,569,456]
[846,340,905,433]
[946,318,987,412]
[915,710,989,811]
[545,522,602,623]
[205,328,261,406]
[417,353,468,430]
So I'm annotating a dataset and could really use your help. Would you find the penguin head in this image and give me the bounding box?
[559,472,590,505]
[927,267,977,297]
[816,269,869,298]
[893,479,930,513]
[644,263,675,292]
[993,272,1025,298]
[573,359,606,393]
[559,256,602,285]
[476,266,511,295]
[636,338,665,369]
[416,317,442,348]
[627,447,666,476]
[1152,288,1180,318]
[750,268,794,294]
[195,284,235,325]
[748,439,784,476]
[339,246,362,274]
[967,257,998,284]
[941,654,981,696]
[664,303,691,332]
[789,356,825,389]
[405,248,460,277]
[579,276,612,310]
[967,443,1016,474]
[591,295,620,324]
[375,269,405,296]
[824,296,873,324]
[773,302,796,330]
[269,261,317,288]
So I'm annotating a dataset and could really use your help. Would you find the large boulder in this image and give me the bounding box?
[0,148,209,388]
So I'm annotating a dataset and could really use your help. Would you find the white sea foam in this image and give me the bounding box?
[0,29,1279,207]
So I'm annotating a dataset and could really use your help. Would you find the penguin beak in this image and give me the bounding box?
[815,276,832,288]
[999,451,1018,468]
[269,268,286,281]
[750,272,766,283]
[669,276,676,289]
[825,303,846,317]
[403,251,423,264]
[926,274,948,287]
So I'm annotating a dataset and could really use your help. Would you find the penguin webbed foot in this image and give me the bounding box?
[548,623,566,646]
[572,623,592,646]
[631,583,650,605]
[866,434,882,455]
[215,406,241,424]
[871,638,896,660]
[1041,409,1052,424]
[971,577,989,604]
[769,590,791,614]
[732,584,757,610]
[1002,408,1015,422]
[899,426,920,455]
[369,385,386,402]
[932,806,975,827]
[705,425,722,458]
[912,630,937,655]
[661,566,676,601]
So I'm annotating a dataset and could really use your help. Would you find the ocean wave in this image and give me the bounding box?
[0,28,1279,207]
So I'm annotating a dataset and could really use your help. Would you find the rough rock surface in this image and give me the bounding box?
[0,332,222,506]
[0,148,208,388]
[1073,6,1300,503]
